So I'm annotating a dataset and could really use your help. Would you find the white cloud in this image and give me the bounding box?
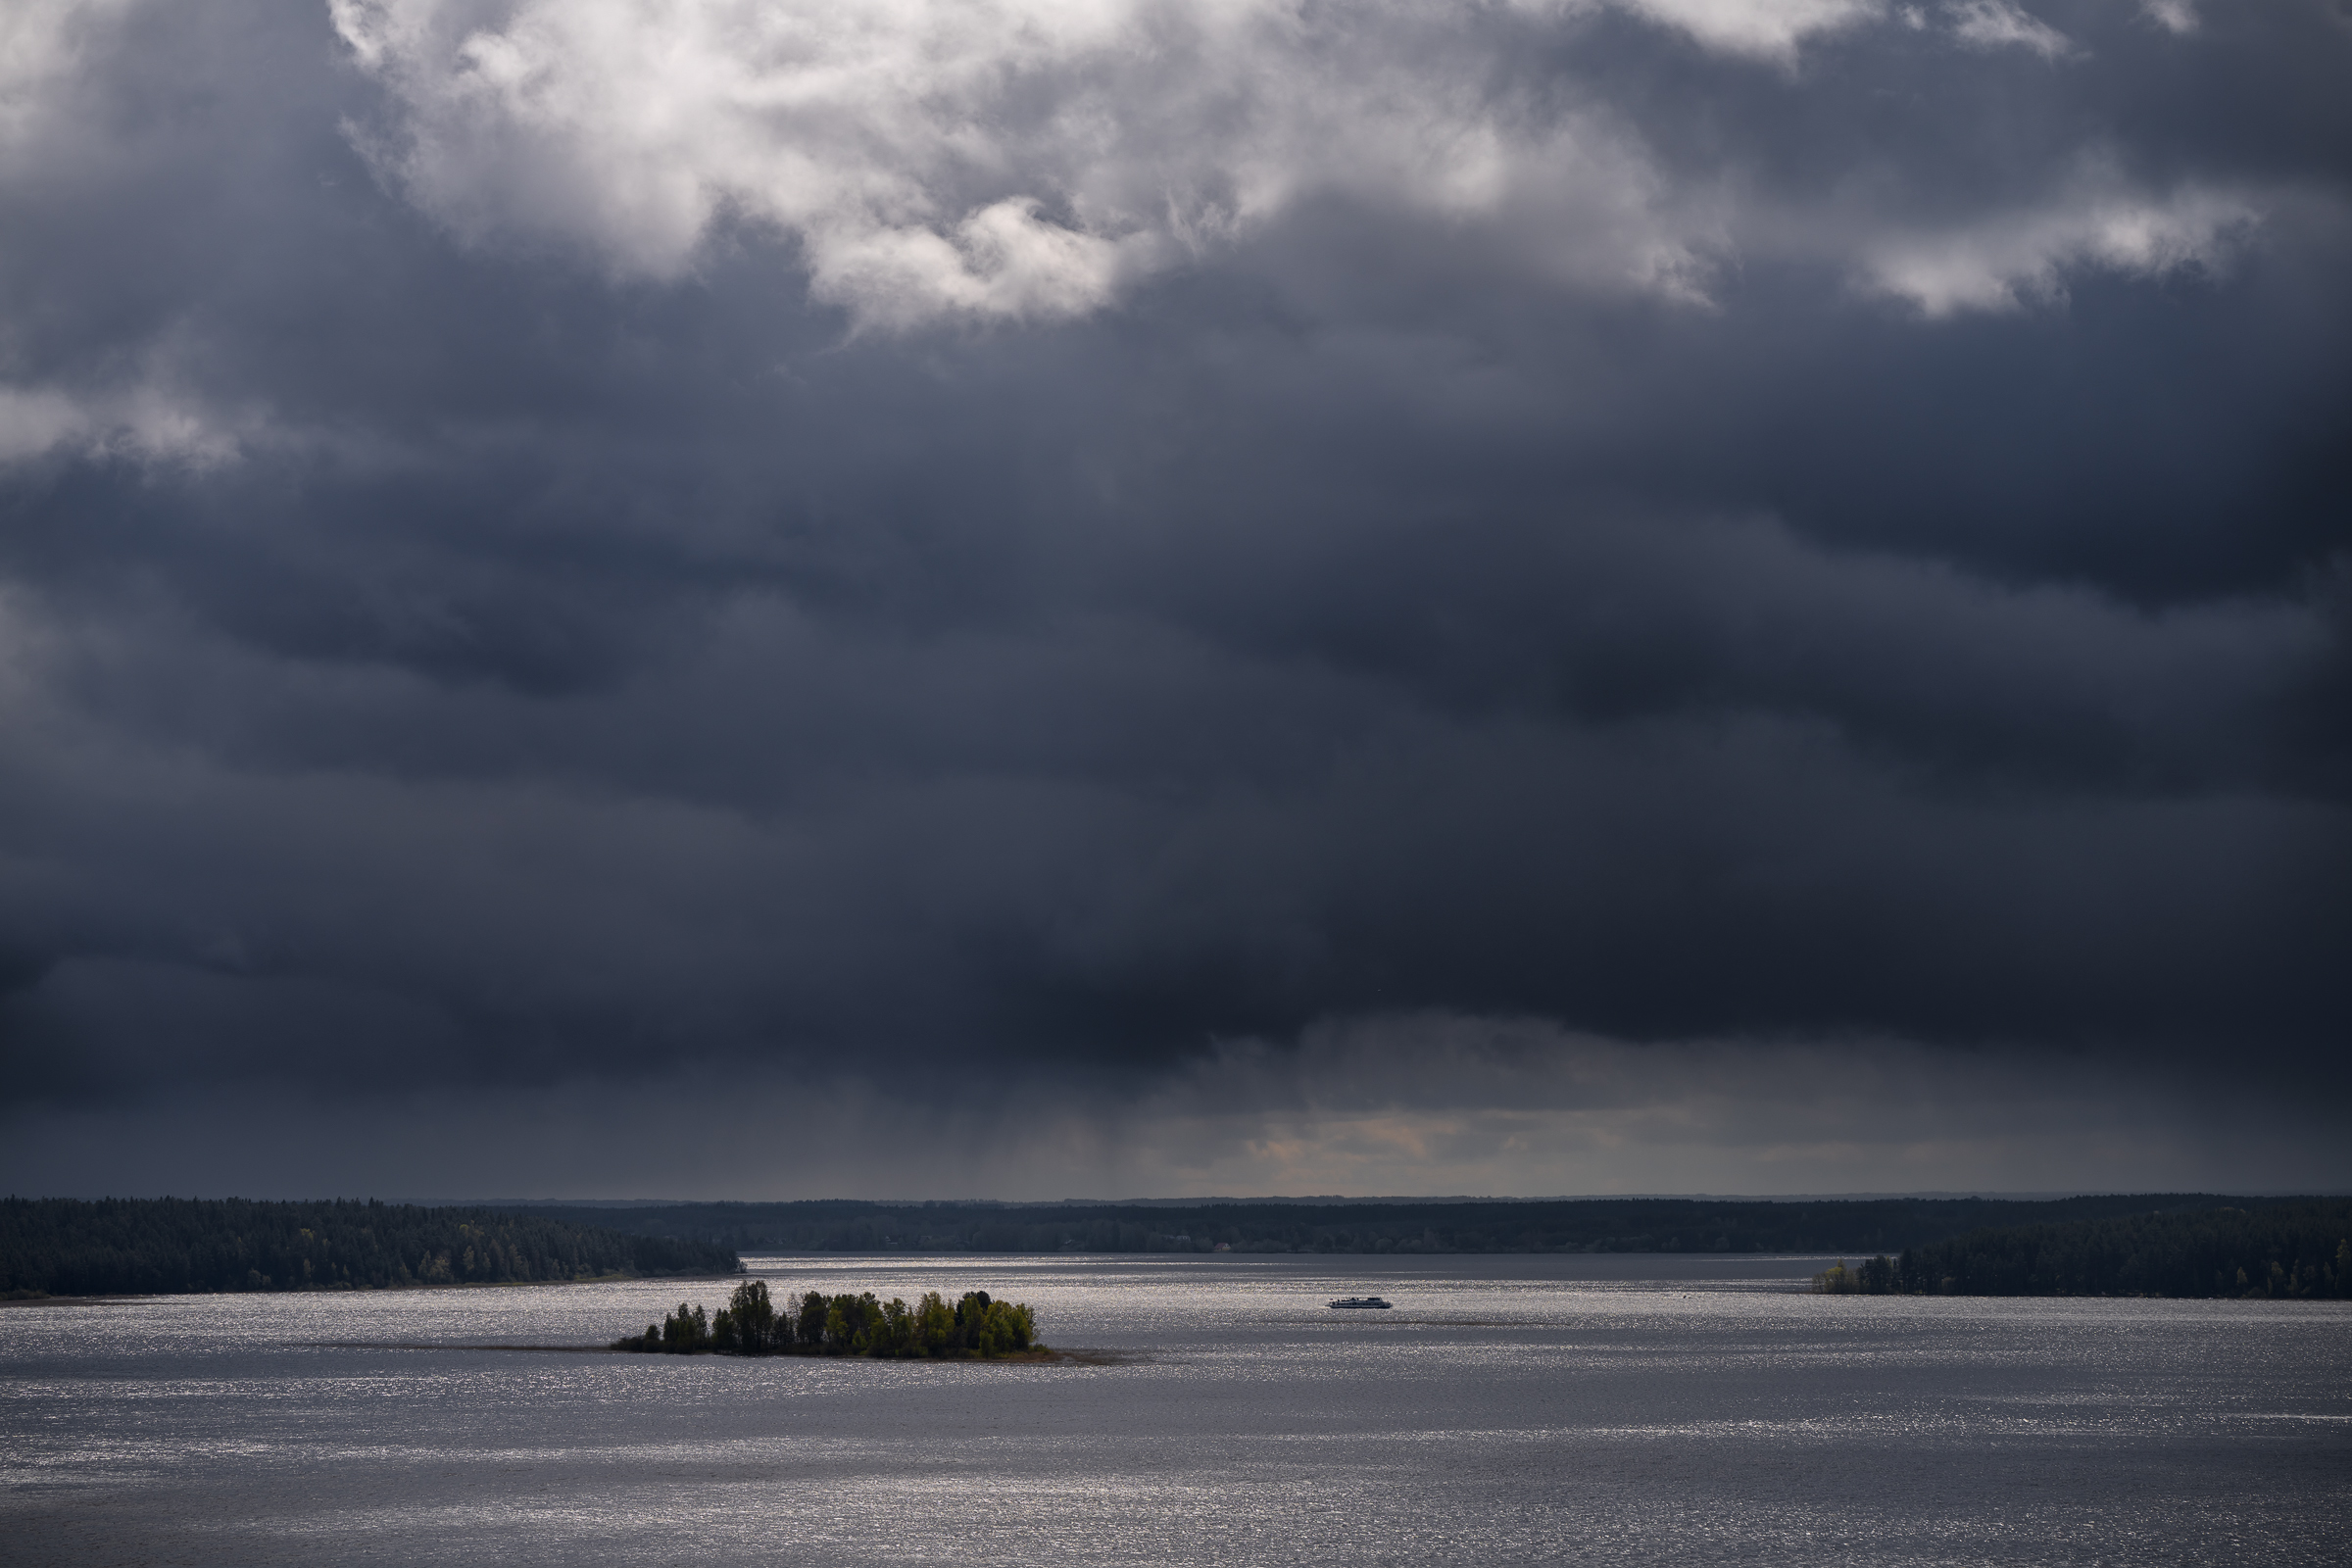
[0,379,254,467]
[329,0,2263,331]
[1598,0,1884,64]
[1856,185,2257,315]
[0,0,131,131]
[0,384,86,463]
[1945,0,2073,59]
[2140,0,2197,35]
[324,0,1765,328]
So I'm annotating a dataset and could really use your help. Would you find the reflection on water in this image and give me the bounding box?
[4,1253,2347,1564]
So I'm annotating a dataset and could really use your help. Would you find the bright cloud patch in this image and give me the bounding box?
[0,386,86,463]
[330,0,1736,328]
[1602,0,1885,64]
[0,381,249,467]
[1860,186,2258,315]
[1946,0,2073,58]
[326,0,2266,329]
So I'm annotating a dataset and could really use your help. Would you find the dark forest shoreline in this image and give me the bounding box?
[1,1198,742,1298]
[1811,1200,2352,1298]
[13,1195,2348,1303]
[1,1270,747,1305]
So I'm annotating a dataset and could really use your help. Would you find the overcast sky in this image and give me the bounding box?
[1,0,2345,1200]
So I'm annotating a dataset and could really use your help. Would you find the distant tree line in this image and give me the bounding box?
[513,1194,2285,1257]
[1810,1200,2352,1298]
[0,1197,740,1297]
[613,1279,1040,1357]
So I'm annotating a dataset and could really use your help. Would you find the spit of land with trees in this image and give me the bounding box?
[1810,1200,2352,1298]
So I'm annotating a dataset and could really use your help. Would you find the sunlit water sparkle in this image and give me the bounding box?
[3,1253,2345,1564]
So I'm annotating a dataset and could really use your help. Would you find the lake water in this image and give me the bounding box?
[3,1253,2347,1564]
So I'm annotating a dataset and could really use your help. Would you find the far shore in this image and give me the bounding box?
[1,1271,744,1306]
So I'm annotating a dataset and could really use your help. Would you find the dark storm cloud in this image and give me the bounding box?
[0,0,2346,1193]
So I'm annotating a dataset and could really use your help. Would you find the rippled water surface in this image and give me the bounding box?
[4,1253,2347,1564]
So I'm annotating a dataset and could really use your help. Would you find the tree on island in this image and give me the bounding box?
[615,1280,1040,1357]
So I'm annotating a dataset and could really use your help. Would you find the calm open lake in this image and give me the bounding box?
[4,1253,2347,1564]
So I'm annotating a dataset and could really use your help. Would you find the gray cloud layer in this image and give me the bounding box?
[1,0,2346,1196]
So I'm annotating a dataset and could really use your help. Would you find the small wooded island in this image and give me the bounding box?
[616,1280,1042,1357]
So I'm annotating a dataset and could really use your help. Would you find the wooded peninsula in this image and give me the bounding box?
[614,1280,1041,1357]
[1811,1200,2352,1298]
[1,1197,741,1297]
